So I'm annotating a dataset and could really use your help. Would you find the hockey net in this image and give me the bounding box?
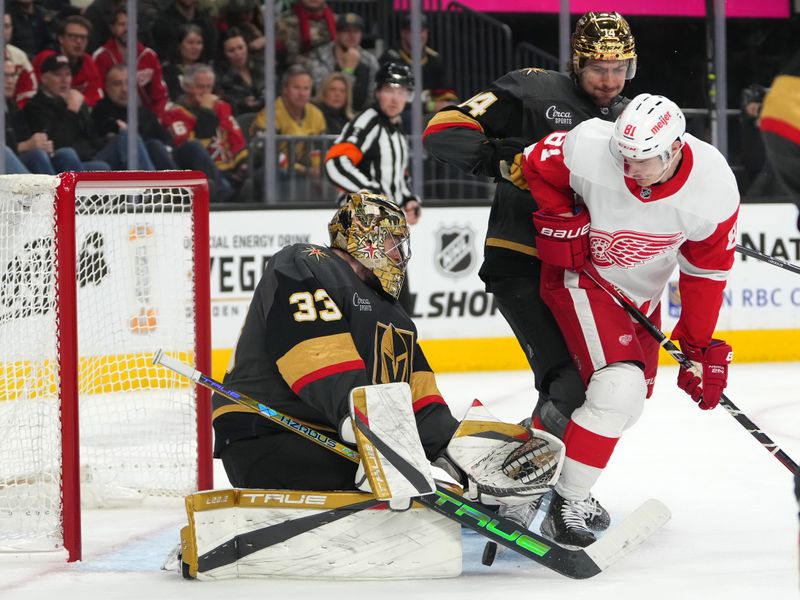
[0,172,212,561]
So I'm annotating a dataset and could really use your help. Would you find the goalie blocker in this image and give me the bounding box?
[177,488,461,580]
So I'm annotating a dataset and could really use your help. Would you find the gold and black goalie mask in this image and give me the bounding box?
[572,11,637,79]
[328,191,411,300]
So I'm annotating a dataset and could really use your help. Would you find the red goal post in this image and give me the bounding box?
[0,171,212,562]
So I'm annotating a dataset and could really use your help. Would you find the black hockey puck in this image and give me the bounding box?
[481,541,497,566]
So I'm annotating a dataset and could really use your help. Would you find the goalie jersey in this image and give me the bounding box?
[212,243,458,461]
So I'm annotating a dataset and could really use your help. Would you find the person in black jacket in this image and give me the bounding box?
[93,64,234,201]
[22,53,111,170]
[215,27,265,116]
[3,58,83,173]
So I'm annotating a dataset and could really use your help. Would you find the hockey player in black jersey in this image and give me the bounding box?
[212,191,456,490]
[423,12,635,542]
[424,12,635,458]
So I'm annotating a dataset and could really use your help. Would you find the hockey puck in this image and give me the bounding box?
[481,541,497,566]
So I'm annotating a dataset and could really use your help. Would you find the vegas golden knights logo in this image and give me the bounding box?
[373,322,414,384]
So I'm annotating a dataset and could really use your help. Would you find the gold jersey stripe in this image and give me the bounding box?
[277,333,363,389]
[761,74,800,131]
[425,109,485,133]
[485,237,539,257]
[410,370,441,402]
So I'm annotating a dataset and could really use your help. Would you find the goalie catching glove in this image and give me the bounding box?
[439,400,565,506]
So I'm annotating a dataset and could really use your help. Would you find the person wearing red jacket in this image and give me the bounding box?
[32,15,103,108]
[92,5,169,123]
[162,63,248,196]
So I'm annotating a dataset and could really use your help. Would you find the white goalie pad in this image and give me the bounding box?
[446,400,565,506]
[347,383,436,504]
[178,489,461,580]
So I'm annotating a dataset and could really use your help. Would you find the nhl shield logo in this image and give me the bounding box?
[640,187,652,199]
[434,226,475,278]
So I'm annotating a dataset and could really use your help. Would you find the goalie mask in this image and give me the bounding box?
[572,11,637,79]
[610,93,686,183]
[329,191,411,300]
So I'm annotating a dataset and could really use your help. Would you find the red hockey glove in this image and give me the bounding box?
[532,209,590,270]
[677,339,733,410]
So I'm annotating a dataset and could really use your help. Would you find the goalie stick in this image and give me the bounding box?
[580,264,799,476]
[152,349,670,579]
[736,244,800,276]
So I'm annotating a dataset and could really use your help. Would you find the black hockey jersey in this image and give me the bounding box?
[423,69,629,279]
[212,243,458,461]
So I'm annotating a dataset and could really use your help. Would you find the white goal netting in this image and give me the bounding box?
[0,174,208,554]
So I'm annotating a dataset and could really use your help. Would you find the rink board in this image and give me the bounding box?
[207,203,800,374]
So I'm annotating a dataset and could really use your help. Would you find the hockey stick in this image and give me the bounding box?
[736,244,800,276]
[152,349,670,579]
[580,265,799,476]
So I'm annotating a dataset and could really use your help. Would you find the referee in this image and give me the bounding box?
[324,62,421,312]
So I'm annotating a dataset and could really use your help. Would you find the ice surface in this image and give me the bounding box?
[1,363,797,600]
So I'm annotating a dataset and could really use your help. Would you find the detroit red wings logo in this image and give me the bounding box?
[591,229,684,268]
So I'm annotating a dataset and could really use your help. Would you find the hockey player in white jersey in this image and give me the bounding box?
[520,93,739,548]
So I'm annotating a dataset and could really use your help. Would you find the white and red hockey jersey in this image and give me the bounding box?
[522,118,739,348]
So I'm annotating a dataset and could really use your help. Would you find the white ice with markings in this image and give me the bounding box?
[0,362,797,600]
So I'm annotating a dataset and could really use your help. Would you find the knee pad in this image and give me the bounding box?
[573,362,646,438]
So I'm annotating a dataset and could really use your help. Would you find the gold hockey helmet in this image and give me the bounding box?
[328,191,410,300]
[572,12,637,79]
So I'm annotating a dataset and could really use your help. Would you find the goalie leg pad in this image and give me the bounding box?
[446,400,565,506]
[348,383,436,505]
[179,489,461,580]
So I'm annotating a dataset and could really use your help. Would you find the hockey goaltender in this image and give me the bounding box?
[167,191,570,580]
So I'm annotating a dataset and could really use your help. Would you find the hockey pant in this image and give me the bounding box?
[487,270,586,437]
[219,430,359,490]
[540,264,660,501]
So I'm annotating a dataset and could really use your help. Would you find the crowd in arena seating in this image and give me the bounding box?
[2,0,457,202]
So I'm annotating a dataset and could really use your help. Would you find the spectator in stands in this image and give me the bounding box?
[380,13,457,120]
[83,0,115,53]
[33,15,104,108]
[163,63,248,197]
[305,12,379,113]
[24,53,157,171]
[7,0,52,59]
[151,0,217,66]
[224,0,266,54]
[251,64,327,193]
[313,71,352,134]
[216,27,265,116]
[3,58,84,174]
[93,64,234,200]
[4,11,38,107]
[163,24,205,101]
[92,5,169,123]
[276,0,337,69]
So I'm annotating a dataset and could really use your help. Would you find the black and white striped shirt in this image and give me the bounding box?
[324,107,416,206]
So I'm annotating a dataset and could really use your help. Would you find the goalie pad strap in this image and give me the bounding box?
[199,498,381,573]
[349,383,436,502]
[352,407,434,496]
